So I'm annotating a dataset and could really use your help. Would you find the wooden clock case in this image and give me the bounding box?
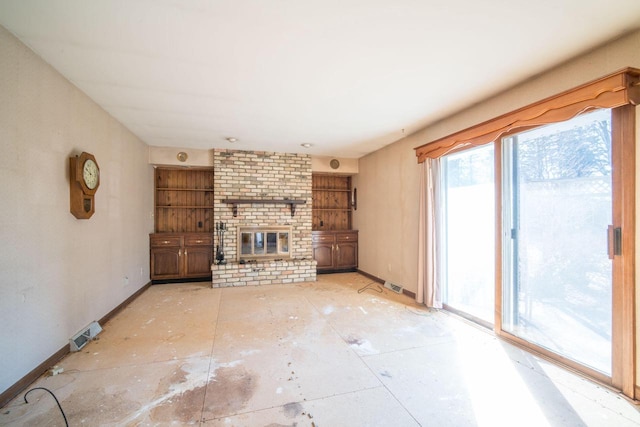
[69,151,99,219]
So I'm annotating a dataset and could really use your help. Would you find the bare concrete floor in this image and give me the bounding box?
[2,272,640,426]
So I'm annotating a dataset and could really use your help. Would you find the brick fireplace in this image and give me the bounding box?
[211,149,316,287]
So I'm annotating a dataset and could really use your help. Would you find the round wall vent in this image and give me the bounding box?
[176,151,188,162]
[330,158,340,169]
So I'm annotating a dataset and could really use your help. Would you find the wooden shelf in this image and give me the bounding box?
[222,199,307,217]
[157,188,214,192]
[311,188,351,192]
[156,206,213,209]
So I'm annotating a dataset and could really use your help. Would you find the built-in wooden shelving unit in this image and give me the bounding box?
[155,167,215,233]
[151,167,214,282]
[312,174,352,230]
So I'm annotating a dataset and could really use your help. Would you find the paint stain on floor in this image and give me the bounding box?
[345,335,379,354]
[282,401,303,418]
[150,385,205,424]
[204,365,257,418]
[345,336,363,346]
[263,423,299,427]
[150,368,206,424]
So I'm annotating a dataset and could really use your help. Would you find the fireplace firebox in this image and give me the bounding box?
[237,226,292,262]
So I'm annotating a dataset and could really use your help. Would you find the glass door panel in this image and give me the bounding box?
[502,109,612,375]
[442,144,495,324]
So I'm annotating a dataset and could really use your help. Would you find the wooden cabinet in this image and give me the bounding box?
[335,232,358,269]
[312,232,335,270]
[312,230,358,272]
[150,233,213,281]
[183,235,214,277]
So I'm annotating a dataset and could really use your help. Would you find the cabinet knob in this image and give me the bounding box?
[163,240,170,244]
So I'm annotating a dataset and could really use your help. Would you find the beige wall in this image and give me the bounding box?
[148,145,214,167]
[148,150,362,174]
[311,156,359,174]
[0,26,154,395]
[352,137,419,289]
[354,29,640,384]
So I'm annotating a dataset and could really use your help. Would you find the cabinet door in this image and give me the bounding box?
[312,243,334,270]
[336,242,358,269]
[151,247,182,279]
[184,246,213,277]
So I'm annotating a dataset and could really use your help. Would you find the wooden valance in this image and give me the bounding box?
[415,67,640,163]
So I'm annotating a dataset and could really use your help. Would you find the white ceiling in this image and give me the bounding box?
[1,1,640,158]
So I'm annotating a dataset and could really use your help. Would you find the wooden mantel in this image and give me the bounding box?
[221,199,306,217]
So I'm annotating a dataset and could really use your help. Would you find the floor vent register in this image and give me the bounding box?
[70,321,102,351]
[384,281,403,294]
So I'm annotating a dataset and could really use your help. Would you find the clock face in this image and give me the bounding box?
[83,159,99,190]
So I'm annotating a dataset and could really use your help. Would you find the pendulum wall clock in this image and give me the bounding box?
[69,151,100,219]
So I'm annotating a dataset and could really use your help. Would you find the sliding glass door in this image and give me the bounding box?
[420,70,637,395]
[442,145,495,325]
[501,109,613,374]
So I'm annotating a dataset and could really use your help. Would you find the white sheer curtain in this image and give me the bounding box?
[417,158,442,308]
